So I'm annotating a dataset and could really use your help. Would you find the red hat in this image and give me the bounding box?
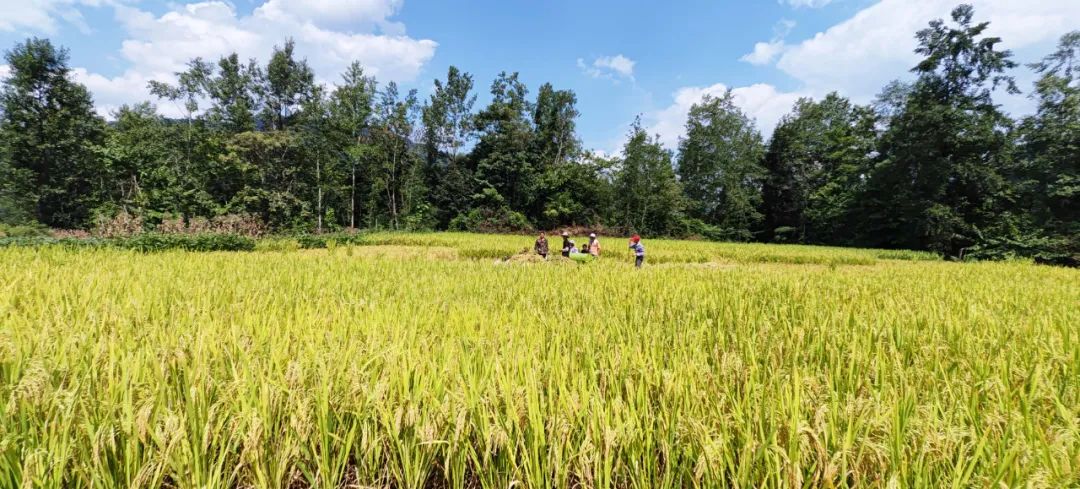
[631,234,641,242]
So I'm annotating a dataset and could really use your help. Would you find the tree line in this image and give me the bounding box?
[0,5,1075,264]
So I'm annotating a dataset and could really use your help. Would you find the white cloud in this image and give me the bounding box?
[0,65,10,82]
[782,0,834,7]
[257,0,405,33]
[73,0,436,119]
[635,0,1078,154]
[0,0,111,34]
[595,55,635,78]
[741,40,786,66]
[740,19,795,66]
[647,83,806,149]
[72,68,157,118]
[578,54,636,81]
[773,0,1080,102]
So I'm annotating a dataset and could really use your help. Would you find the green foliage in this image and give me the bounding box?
[0,38,106,228]
[448,208,532,233]
[261,39,316,131]
[0,236,106,248]
[762,93,877,244]
[859,5,1017,256]
[296,232,368,249]
[0,231,259,252]
[368,82,424,230]
[421,67,478,228]
[1009,31,1080,266]
[677,92,765,238]
[0,11,1075,265]
[614,119,685,236]
[116,233,256,252]
[0,222,48,238]
[471,72,539,217]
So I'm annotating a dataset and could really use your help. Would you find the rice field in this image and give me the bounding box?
[0,234,1077,488]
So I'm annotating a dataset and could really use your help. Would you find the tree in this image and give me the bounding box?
[421,66,476,226]
[470,72,537,218]
[370,82,422,229]
[539,152,616,228]
[259,39,316,131]
[0,38,106,228]
[329,62,377,229]
[861,4,1017,255]
[422,66,476,162]
[100,103,169,217]
[1004,31,1080,264]
[224,131,311,229]
[677,92,765,240]
[533,83,581,170]
[762,93,877,244]
[531,83,584,227]
[614,118,683,236]
[204,53,258,133]
[299,86,337,232]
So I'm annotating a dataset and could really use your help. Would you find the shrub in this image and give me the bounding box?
[50,229,92,239]
[967,232,1076,267]
[448,208,533,233]
[674,217,754,242]
[0,236,106,249]
[184,233,256,252]
[297,235,328,249]
[117,233,255,253]
[211,213,267,237]
[94,210,144,238]
[771,226,799,244]
[0,222,49,238]
[156,216,187,234]
[153,214,268,237]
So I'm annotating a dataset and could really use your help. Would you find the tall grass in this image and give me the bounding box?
[0,238,1076,488]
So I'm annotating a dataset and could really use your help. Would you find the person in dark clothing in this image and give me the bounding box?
[534,232,549,259]
[560,231,572,257]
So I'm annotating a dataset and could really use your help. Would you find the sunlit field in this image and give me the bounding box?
[1,234,1077,488]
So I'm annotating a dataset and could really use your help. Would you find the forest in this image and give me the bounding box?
[0,5,1076,264]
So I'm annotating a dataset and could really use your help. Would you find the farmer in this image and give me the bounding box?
[628,234,645,268]
[534,231,549,259]
[560,231,573,257]
[568,240,579,254]
[587,233,601,257]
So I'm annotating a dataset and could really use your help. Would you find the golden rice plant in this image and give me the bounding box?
[0,234,1076,488]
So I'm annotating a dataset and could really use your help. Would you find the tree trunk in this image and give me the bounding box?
[316,154,323,234]
[350,163,356,230]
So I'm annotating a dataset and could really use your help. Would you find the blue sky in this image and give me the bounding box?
[1,0,1077,154]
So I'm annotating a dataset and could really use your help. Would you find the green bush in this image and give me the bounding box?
[967,233,1075,267]
[116,233,255,253]
[448,208,533,233]
[297,235,327,249]
[0,223,49,238]
[0,236,106,249]
[185,234,256,252]
[296,232,368,249]
[675,217,754,242]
